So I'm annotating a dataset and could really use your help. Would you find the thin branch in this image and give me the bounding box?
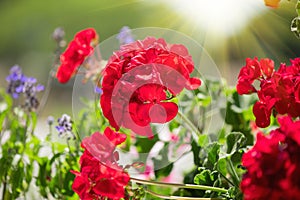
[145,188,225,200]
[130,177,227,193]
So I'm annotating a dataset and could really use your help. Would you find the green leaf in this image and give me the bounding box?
[198,134,209,147]
[217,158,227,176]
[226,132,246,155]
[10,161,24,198]
[36,158,48,188]
[154,163,173,178]
[197,93,212,107]
[135,134,158,153]
[191,140,201,165]
[206,142,220,169]
[168,120,180,132]
[62,170,75,196]
[194,169,213,185]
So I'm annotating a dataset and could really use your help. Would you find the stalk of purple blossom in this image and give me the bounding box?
[116,26,135,45]
[52,27,66,67]
[47,116,54,126]
[55,114,76,140]
[46,115,55,138]
[52,27,65,43]
[6,65,27,99]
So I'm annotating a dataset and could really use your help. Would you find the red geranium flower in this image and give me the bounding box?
[71,128,129,200]
[56,28,98,83]
[236,57,300,128]
[100,37,201,137]
[241,116,300,200]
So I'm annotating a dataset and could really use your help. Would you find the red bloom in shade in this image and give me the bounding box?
[252,101,272,128]
[71,128,130,200]
[56,28,98,83]
[236,57,300,128]
[241,116,300,200]
[100,37,201,137]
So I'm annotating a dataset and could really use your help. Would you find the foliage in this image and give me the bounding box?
[1,2,300,197]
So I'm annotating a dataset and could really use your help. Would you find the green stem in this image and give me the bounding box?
[177,110,201,140]
[37,69,55,116]
[130,177,227,193]
[145,189,225,200]
[2,173,7,200]
[199,107,206,132]
[227,157,240,188]
[216,163,235,187]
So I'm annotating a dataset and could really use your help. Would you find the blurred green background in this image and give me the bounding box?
[0,0,299,117]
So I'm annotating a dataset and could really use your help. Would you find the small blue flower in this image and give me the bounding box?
[6,65,27,99]
[6,65,45,111]
[23,76,44,111]
[55,114,75,140]
[94,86,103,94]
[116,26,135,45]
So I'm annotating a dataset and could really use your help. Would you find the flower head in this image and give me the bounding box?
[22,77,44,111]
[55,114,75,140]
[100,37,201,137]
[71,128,129,200]
[236,57,300,128]
[6,65,44,111]
[6,65,27,99]
[241,116,300,199]
[56,28,99,83]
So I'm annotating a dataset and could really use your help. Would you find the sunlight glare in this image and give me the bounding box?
[165,0,266,36]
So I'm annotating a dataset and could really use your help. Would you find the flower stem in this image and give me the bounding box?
[37,69,55,115]
[145,189,225,200]
[2,173,7,200]
[177,110,201,140]
[130,177,227,193]
[227,157,240,188]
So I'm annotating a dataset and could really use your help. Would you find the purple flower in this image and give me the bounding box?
[94,86,102,94]
[55,114,75,140]
[116,26,135,45]
[23,77,44,111]
[6,65,27,98]
[6,65,45,111]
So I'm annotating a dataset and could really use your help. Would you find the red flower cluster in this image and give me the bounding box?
[56,28,98,83]
[100,37,201,137]
[71,127,130,200]
[236,57,300,127]
[241,116,300,200]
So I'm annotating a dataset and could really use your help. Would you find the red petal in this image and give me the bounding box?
[104,127,127,146]
[236,78,256,95]
[149,102,178,123]
[56,64,73,83]
[260,58,274,77]
[137,84,166,102]
[253,101,271,128]
[185,77,201,90]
